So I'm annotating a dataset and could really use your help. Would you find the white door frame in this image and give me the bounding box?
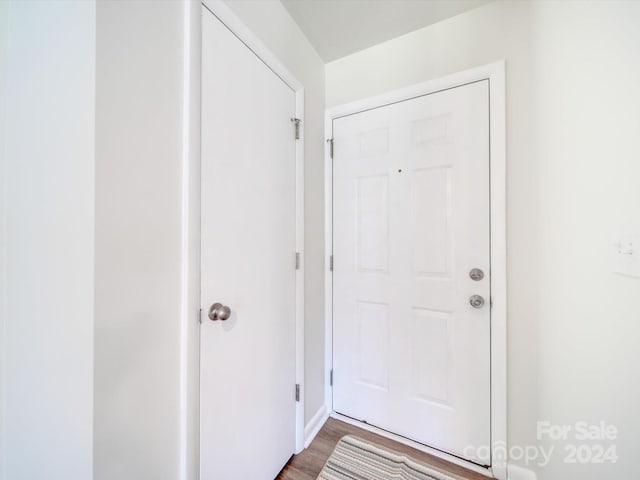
[324,61,507,479]
[200,0,306,454]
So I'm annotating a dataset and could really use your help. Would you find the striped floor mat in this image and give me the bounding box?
[317,435,457,480]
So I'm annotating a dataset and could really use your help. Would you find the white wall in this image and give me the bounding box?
[0,1,200,477]
[326,1,640,478]
[530,3,640,479]
[0,2,8,477]
[94,1,200,479]
[221,0,327,426]
[0,1,96,478]
[1,0,322,477]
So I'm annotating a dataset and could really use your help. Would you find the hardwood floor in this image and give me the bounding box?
[277,418,490,480]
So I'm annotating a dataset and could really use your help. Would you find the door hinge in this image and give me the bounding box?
[198,308,203,324]
[295,252,301,270]
[295,384,300,402]
[291,118,301,140]
[330,369,333,386]
[327,138,334,159]
[329,254,333,272]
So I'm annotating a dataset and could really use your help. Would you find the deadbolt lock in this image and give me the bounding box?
[469,268,484,281]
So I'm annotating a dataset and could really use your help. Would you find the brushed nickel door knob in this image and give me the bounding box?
[208,302,231,321]
[469,295,485,309]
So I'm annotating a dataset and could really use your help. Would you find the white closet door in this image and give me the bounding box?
[332,80,491,465]
[200,8,297,479]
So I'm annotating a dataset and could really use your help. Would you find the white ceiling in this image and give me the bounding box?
[281,0,493,62]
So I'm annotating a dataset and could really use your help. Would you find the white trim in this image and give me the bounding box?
[294,88,306,454]
[180,2,201,480]
[324,61,507,480]
[507,464,537,480]
[324,116,334,412]
[331,413,493,478]
[304,405,329,448]
[201,0,302,92]
[200,0,306,458]
[488,61,508,480]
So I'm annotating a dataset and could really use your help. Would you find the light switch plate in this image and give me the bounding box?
[612,228,640,278]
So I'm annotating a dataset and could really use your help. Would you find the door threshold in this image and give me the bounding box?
[329,412,495,479]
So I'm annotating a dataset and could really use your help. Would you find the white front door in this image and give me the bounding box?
[332,80,491,465]
[200,8,297,479]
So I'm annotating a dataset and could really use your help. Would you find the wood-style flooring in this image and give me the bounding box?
[277,417,490,480]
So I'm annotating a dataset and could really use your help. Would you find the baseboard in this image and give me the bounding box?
[304,405,329,448]
[507,464,537,480]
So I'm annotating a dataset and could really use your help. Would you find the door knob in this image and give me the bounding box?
[208,302,231,321]
[469,268,484,281]
[469,295,485,309]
